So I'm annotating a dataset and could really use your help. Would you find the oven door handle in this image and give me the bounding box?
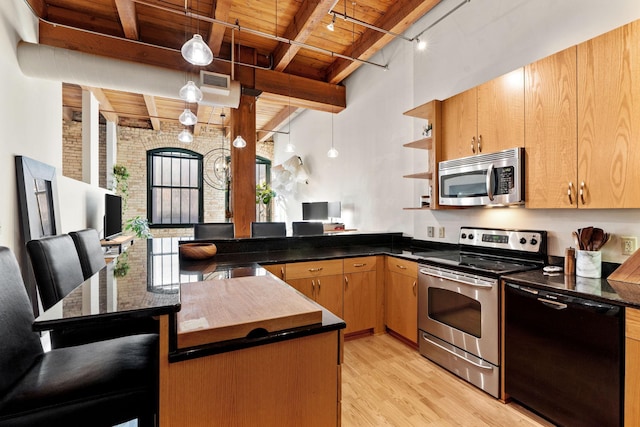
[422,333,494,371]
[486,163,495,201]
[419,268,494,288]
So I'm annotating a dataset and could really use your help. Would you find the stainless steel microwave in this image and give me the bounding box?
[438,147,524,207]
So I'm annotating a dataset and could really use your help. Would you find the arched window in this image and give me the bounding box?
[147,148,203,227]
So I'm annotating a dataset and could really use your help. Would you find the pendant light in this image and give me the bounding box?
[232,135,247,148]
[179,81,203,103]
[179,108,197,126]
[181,34,213,66]
[284,47,295,153]
[178,128,193,143]
[327,112,338,158]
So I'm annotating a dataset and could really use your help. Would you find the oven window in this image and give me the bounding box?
[428,288,481,338]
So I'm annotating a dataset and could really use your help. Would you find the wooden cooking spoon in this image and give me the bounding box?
[580,226,593,251]
[590,228,604,251]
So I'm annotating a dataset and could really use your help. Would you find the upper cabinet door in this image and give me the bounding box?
[477,68,525,154]
[442,87,477,161]
[525,47,578,209]
[577,20,640,208]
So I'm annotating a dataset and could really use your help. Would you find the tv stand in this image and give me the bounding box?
[100,235,134,254]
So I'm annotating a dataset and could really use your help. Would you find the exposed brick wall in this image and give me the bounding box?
[63,118,274,238]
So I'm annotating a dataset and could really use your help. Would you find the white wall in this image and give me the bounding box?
[1,1,106,259]
[275,0,640,263]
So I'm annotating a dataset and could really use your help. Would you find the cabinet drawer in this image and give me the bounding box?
[386,256,417,277]
[627,308,640,341]
[285,259,343,280]
[343,256,377,273]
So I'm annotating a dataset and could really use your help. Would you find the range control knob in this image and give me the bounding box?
[461,233,467,239]
[519,237,527,245]
[530,238,538,245]
[468,234,474,240]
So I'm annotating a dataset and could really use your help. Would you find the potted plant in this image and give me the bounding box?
[125,216,152,239]
[112,164,130,210]
[256,182,276,220]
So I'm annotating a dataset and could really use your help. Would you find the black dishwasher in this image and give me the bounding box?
[504,282,622,427]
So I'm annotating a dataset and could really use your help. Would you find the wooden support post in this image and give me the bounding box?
[231,94,257,237]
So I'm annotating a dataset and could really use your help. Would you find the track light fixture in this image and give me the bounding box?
[327,14,335,32]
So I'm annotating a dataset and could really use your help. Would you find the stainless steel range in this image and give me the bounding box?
[416,227,547,398]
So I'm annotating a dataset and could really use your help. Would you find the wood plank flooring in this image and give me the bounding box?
[342,334,554,427]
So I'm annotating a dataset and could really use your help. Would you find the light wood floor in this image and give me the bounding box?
[342,334,554,427]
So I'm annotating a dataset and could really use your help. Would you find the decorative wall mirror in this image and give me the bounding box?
[15,155,61,314]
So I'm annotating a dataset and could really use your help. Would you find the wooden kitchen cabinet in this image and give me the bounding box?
[442,68,524,161]
[262,263,285,280]
[626,307,640,426]
[286,260,343,317]
[576,19,640,208]
[385,256,418,345]
[343,256,377,336]
[402,100,443,210]
[525,46,578,208]
[527,20,640,209]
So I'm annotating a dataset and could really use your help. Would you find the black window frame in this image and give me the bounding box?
[147,148,204,228]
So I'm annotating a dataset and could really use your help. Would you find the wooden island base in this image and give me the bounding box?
[160,329,341,427]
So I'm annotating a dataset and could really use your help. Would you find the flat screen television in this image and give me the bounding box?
[302,202,328,220]
[104,193,123,240]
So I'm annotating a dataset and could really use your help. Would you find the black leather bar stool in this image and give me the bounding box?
[0,246,158,427]
[292,221,324,236]
[193,222,235,239]
[250,222,287,238]
[69,228,106,280]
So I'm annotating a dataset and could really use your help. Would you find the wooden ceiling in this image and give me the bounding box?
[28,0,442,140]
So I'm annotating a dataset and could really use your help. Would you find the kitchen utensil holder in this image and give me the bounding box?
[576,250,602,278]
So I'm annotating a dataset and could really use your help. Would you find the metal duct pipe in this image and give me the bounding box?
[16,41,240,107]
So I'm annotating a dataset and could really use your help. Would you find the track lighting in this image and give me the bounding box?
[416,38,427,51]
[327,14,335,31]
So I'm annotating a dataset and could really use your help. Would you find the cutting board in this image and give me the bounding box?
[609,249,640,284]
[177,275,323,348]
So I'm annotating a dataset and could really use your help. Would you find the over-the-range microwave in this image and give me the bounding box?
[438,147,524,207]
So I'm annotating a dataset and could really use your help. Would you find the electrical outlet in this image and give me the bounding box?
[622,236,637,255]
[438,227,445,238]
[427,226,434,238]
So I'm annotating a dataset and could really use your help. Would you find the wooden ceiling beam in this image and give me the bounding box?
[272,0,336,72]
[255,68,345,112]
[257,105,299,142]
[114,0,139,40]
[25,0,47,18]
[207,0,232,57]
[326,0,441,83]
[81,86,119,123]
[143,94,161,130]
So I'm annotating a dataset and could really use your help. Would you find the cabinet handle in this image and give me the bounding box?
[477,135,482,153]
[353,263,366,267]
[396,264,407,270]
[344,276,349,289]
[280,267,285,279]
[312,279,316,294]
[579,181,586,205]
[567,182,574,205]
[412,281,417,296]
[317,279,321,292]
[308,267,323,272]
[471,136,476,154]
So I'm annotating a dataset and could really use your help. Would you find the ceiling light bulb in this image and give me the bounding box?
[284,142,295,153]
[327,147,339,158]
[181,34,214,66]
[232,135,247,148]
[178,129,193,143]
[416,38,427,51]
[179,81,203,103]
[179,108,197,126]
